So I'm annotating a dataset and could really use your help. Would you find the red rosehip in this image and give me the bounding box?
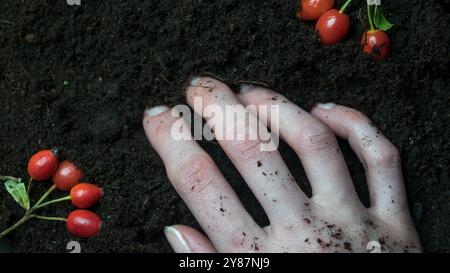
[297,0,335,21]
[27,149,59,181]
[70,183,103,209]
[315,9,350,45]
[362,30,391,61]
[52,160,83,191]
[67,210,101,238]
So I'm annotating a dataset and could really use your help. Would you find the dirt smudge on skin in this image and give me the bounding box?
[344,242,352,251]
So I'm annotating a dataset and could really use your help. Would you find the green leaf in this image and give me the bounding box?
[4,178,30,210]
[373,5,393,31]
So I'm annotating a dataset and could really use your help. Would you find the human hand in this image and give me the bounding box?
[142,77,421,253]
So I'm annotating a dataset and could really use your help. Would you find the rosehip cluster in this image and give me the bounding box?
[296,0,392,60]
[0,148,103,240]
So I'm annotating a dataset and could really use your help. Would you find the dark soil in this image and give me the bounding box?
[0,0,449,253]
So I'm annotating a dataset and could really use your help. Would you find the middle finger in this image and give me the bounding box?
[185,77,308,225]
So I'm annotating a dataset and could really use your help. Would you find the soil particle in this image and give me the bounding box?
[331,232,343,240]
[344,242,352,251]
[250,237,260,251]
[364,219,377,229]
[24,34,34,44]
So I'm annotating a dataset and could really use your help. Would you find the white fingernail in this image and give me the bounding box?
[164,226,191,253]
[239,83,253,93]
[316,103,336,110]
[190,76,201,86]
[146,106,169,117]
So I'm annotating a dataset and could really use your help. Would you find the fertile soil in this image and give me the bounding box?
[0,0,449,253]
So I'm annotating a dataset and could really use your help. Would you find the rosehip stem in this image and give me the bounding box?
[35,195,71,209]
[31,184,56,209]
[0,176,19,181]
[30,215,67,222]
[0,215,29,239]
[0,184,58,239]
[367,0,375,31]
[339,0,353,13]
[27,177,33,194]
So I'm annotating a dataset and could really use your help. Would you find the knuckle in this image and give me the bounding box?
[228,229,247,250]
[227,229,264,252]
[230,138,269,163]
[264,92,288,102]
[188,77,228,97]
[175,155,216,195]
[297,123,336,153]
[343,108,371,124]
[370,145,401,168]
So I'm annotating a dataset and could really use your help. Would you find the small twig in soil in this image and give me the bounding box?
[160,73,172,84]
[412,79,427,85]
[357,8,367,29]
[0,20,15,26]
[155,53,169,74]
[223,16,233,27]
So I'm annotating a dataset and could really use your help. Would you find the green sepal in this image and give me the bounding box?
[373,5,393,31]
[4,178,30,210]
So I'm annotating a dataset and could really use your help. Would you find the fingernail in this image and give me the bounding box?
[145,105,169,117]
[164,226,191,253]
[239,83,253,93]
[190,76,202,86]
[316,103,336,110]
